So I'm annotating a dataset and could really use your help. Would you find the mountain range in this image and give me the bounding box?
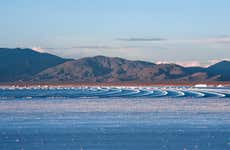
[0,48,229,84]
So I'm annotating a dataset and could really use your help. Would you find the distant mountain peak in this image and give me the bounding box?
[0,48,229,83]
[210,60,230,67]
[207,60,230,81]
[0,48,69,82]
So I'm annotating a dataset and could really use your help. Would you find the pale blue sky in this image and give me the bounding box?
[0,0,230,66]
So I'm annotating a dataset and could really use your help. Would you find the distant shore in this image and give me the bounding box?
[0,82,229,87]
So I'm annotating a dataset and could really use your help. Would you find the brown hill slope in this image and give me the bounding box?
[33,56,222,83]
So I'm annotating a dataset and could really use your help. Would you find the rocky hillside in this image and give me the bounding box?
[33,56,227,83]
[0,48,229,83]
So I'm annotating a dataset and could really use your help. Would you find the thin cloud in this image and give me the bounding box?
[38,45,164,50]
[156,59,230,67]
[165,36,230,45]
[41,45,114,50]
[117,35,230,44]
[31,47,45,53]
[71,46,112,49]
[190,36,230,44]
[156,61,202,67]
[117,38,167,42]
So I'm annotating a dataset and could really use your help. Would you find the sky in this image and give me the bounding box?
[0,0,230,66]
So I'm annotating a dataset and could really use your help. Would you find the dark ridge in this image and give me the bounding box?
[207,60,230,81]
[0,48,70,82]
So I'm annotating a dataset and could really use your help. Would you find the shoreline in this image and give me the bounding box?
[0,82,229,87]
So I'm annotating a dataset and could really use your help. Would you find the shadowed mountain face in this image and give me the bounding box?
[34,56,158,82]
[207,61,230,81]
[0,48,69,82]
[0,48,229,83]
[34,56,228,83]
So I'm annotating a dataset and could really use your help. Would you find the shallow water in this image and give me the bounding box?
[0,87,230,149]
[0,86,229,99]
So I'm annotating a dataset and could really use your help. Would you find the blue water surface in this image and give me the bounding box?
[0,86,229,150]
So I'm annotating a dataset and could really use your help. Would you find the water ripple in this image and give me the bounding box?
[0,86,229,100]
